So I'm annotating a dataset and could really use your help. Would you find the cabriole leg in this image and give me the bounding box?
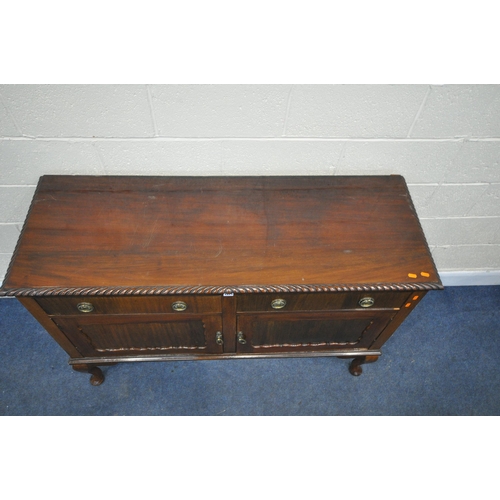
[72,364,105,386]
[348,355,379,376]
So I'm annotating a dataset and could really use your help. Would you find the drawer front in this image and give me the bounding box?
[53,313,223,357]
[236,311,396,353]
[237,291,410,313]
[36,295,221,316]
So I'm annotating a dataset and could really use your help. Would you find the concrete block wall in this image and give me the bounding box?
[1,84,499,285]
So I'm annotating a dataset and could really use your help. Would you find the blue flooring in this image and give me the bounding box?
[1,286,499,415]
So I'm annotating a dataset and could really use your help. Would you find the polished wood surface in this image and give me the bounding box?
[1,175,441,294]
[35,295,221,315]
[236,310,396,353]
[237,291,409,312]
[72,364,105,386]
[1,175,442,382]
[348,355,380,376]
[54,313,223,357]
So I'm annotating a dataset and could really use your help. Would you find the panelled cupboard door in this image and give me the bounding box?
[53,314,223,357]
[235,311,396,353]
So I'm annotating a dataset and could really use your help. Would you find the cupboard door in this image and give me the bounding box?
[235,311,395,353]
[53,314,223,357]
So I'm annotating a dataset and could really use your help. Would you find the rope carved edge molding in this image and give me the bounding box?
[0,282,444,297]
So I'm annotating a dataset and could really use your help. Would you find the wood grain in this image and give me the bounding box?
[35,295,221,315]
[236,310,396,353]
[0,175,442,296]
[53,313,223,357]
[2,175,442,381]
[237,291,410,312]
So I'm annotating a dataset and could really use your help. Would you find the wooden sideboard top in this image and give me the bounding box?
[0,175,442,296]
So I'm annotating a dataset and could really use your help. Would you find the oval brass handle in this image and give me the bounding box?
[271,298,287,309]
[77,302,94,313]
[358,297,375,308]
[172,301,188,312]
[216,332,223,345]
[237,332,247,345]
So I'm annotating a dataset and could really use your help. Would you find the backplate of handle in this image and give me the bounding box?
[172,301,188,312]
[77,302,94,313]
[271,298,286,309]
[358,297,375,308]
[237,332,247,345]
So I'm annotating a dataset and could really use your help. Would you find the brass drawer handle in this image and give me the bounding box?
[172,301,188,312]
[77,302,94,313]
[237,332,247,345]
[216,331,223,345]
[271,298,286,309]
[358,297,375,308]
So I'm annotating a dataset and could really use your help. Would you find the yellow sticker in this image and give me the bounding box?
[408,273,417,278]
[405,303,412,308]
[413,295,419,301]
[421,272,430,277]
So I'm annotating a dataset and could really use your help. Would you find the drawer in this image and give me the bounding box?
[36,295,222,316]
[237,291,411,312]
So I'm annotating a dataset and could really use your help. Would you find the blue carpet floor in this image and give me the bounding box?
[1,285,499,415]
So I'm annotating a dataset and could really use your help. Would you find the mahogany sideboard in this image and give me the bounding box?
[0,175,443,385]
